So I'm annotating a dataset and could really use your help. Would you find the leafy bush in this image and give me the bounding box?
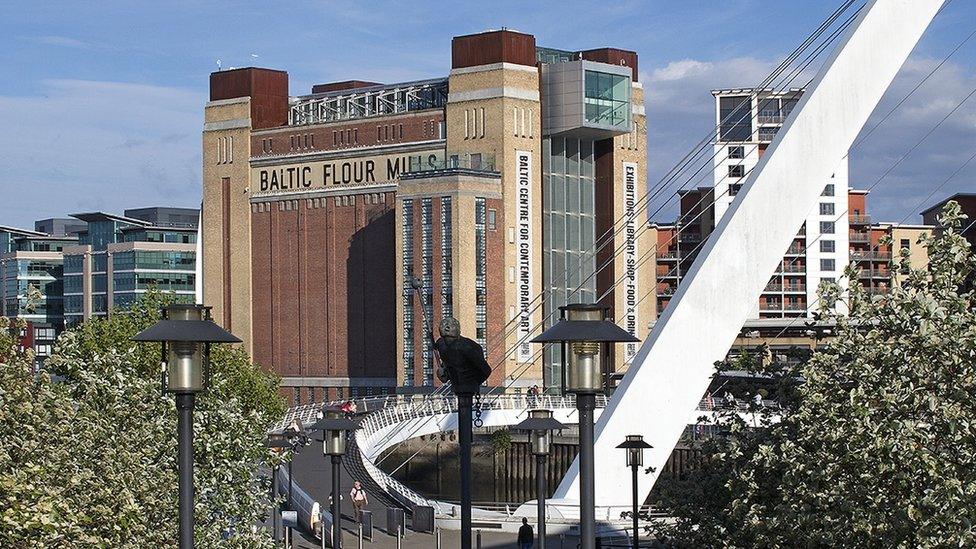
[0,292,284,547]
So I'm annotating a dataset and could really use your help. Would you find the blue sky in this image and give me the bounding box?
[1,1,973,229]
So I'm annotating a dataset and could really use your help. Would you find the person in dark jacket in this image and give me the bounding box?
[517,517,534,549]
[433,317,491,396]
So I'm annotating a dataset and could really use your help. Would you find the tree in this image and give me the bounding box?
[0,292,285,547]
[658,202,976,548]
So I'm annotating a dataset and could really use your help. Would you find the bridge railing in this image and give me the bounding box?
[270,392,775,517]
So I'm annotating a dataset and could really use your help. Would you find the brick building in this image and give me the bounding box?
[200,29,651,402]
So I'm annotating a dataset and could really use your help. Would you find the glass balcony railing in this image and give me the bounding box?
[849,214,872,225]
[849,232,870,243]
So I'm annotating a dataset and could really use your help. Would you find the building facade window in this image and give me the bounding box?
[420,198,433,386]
[440,197,453,320]
[819,202,835,215]
[821,258,836,272]
[719,95,751,141]
[820,240,835,253]
[728,145,745,159]
[474,198,488,349]
[728,164,745,178]
[820,221,835,234]
[822,183,835,196]
[900,238,911,250]
[400,199,414,386]
[542,136,597,386]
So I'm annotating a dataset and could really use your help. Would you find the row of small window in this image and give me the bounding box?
[465,108,486,140]
[113,251,195,272]
[215,136,234,164]
[291,134,315,151]
[422,119,443,139]
[112,273,195,291]
[513,107,534,138]
[377,124,404,142]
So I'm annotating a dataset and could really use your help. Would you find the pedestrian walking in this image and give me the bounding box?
[350,481,368,522]
[517,517,534,549]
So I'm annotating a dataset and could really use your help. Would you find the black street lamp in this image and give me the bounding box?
[616,435,652,549]
[132,304,241,549]
[311,408,360,549]
[531,304,639,549]
[515,408,566,549]
[266,434,291,543]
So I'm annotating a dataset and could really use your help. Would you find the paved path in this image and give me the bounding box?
[286,447,588,548]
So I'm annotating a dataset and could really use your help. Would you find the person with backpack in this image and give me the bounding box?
[349,481,368,522]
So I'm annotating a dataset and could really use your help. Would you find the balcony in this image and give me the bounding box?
[784,284,806,293]
[784,303,808,311]
[758,112,785,124]
[679,233,702,244]
[849,232,870,243]
[657,286,677,298]
[849,214,872,225]
[777,264,806,274]
[785,245,806,255]
[851,251,892,261]
[858,268,890,279]
[758,126,779,142]
[865,287,890,295]
[656,251,681,261]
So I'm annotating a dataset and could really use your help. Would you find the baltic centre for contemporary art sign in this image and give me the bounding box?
[516,150,534,363]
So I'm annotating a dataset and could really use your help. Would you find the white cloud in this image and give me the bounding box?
[32,35,93,49]
[639,52,976,223]
[0,80,205,227]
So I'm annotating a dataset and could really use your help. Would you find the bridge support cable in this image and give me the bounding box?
[481,0,866,354]
[372,2,866,463]
[554,0,948,509]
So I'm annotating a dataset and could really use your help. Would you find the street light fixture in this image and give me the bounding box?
[132,304,240,549]
[616,435,652,549]
[266,434,292,543]
[311,408,360,549]
[531,303,639,549]
[515,408,566,549]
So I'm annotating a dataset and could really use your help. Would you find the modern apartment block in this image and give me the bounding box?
[0,226,77,362]
[651,88,932,320]
[62,208,198,325]
[200,29,650,401]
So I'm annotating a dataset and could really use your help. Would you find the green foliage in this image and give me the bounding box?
[489,429,513,454]
[0,292,285,547]
[658,202,976,548]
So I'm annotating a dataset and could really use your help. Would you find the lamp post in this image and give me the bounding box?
[531,304,639,549]
[311,408,360,549]
[616,435,652,549]
[283,420,307,517]
[515,408,566,549]
[267,434,291,543]
[132,304,241,549]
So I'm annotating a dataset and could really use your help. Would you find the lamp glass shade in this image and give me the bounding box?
[322,411,347,456]
[166,340,204,392]
[566,306,604,393]
[627,447,642,467]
